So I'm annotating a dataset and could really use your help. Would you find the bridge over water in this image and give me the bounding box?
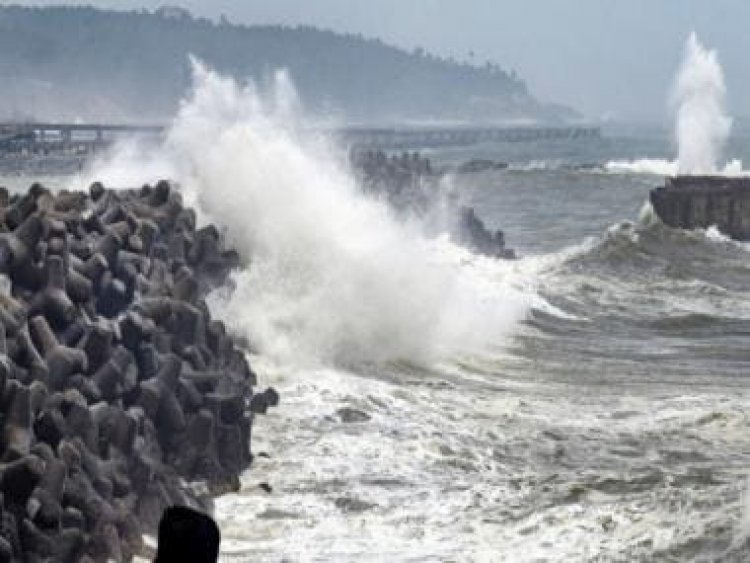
[0,122,163,153]
[0,122,600,153]
[336,125,600,150]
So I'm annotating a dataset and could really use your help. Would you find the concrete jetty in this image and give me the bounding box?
[650,175,750,240]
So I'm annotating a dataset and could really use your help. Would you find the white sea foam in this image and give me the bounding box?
[81,60,538,366]
[734,477,750,549]
[605,157,745,177]
[605,158,679,176]
[508,159,561,172]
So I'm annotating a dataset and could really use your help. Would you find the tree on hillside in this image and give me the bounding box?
[0,5,571,123]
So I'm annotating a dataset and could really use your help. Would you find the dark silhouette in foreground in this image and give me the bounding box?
[154,506,220,563]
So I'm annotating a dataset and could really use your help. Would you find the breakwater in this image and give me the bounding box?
[0,180,273,561]
[650,175,750,240]
[352,150,515,258]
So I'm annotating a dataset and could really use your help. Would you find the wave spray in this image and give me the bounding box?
[81,61,537,366]
[673,32,732,175]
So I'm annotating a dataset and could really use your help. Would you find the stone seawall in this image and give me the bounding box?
[650,176,750,240]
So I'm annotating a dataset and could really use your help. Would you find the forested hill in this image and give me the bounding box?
[0,5,576,124]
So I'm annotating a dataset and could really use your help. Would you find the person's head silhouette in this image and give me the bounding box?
[154,506,220,563]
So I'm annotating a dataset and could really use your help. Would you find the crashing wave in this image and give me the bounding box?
[80,61,541,366]
[605,157,746,176]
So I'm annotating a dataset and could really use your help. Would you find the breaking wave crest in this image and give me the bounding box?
[80,61,540,366]
[605,157,746,176]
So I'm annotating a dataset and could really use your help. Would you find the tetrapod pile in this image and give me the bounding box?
[0,180,276,562]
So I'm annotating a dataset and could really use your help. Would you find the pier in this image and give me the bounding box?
[0,122,600,154]
[337,125,600,150]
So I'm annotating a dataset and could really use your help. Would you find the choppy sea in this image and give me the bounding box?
[6,114,750,561]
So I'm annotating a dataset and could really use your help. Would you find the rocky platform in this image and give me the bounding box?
[650,175,750,240]
[0,180,275,562]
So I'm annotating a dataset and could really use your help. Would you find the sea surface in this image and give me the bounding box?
[213,127,750,562]
[6,123,750,562]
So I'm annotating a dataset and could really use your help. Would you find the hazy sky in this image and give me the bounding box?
[9,1,750,121]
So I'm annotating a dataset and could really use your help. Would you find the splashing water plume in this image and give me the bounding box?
[673,32,732,175]
[605,33,741,177]
[81,60,535,366]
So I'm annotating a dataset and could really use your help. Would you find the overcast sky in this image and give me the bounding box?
[8,1,750,121]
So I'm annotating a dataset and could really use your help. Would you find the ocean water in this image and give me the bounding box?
[203,125,750,562]
[6,103,750,560]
